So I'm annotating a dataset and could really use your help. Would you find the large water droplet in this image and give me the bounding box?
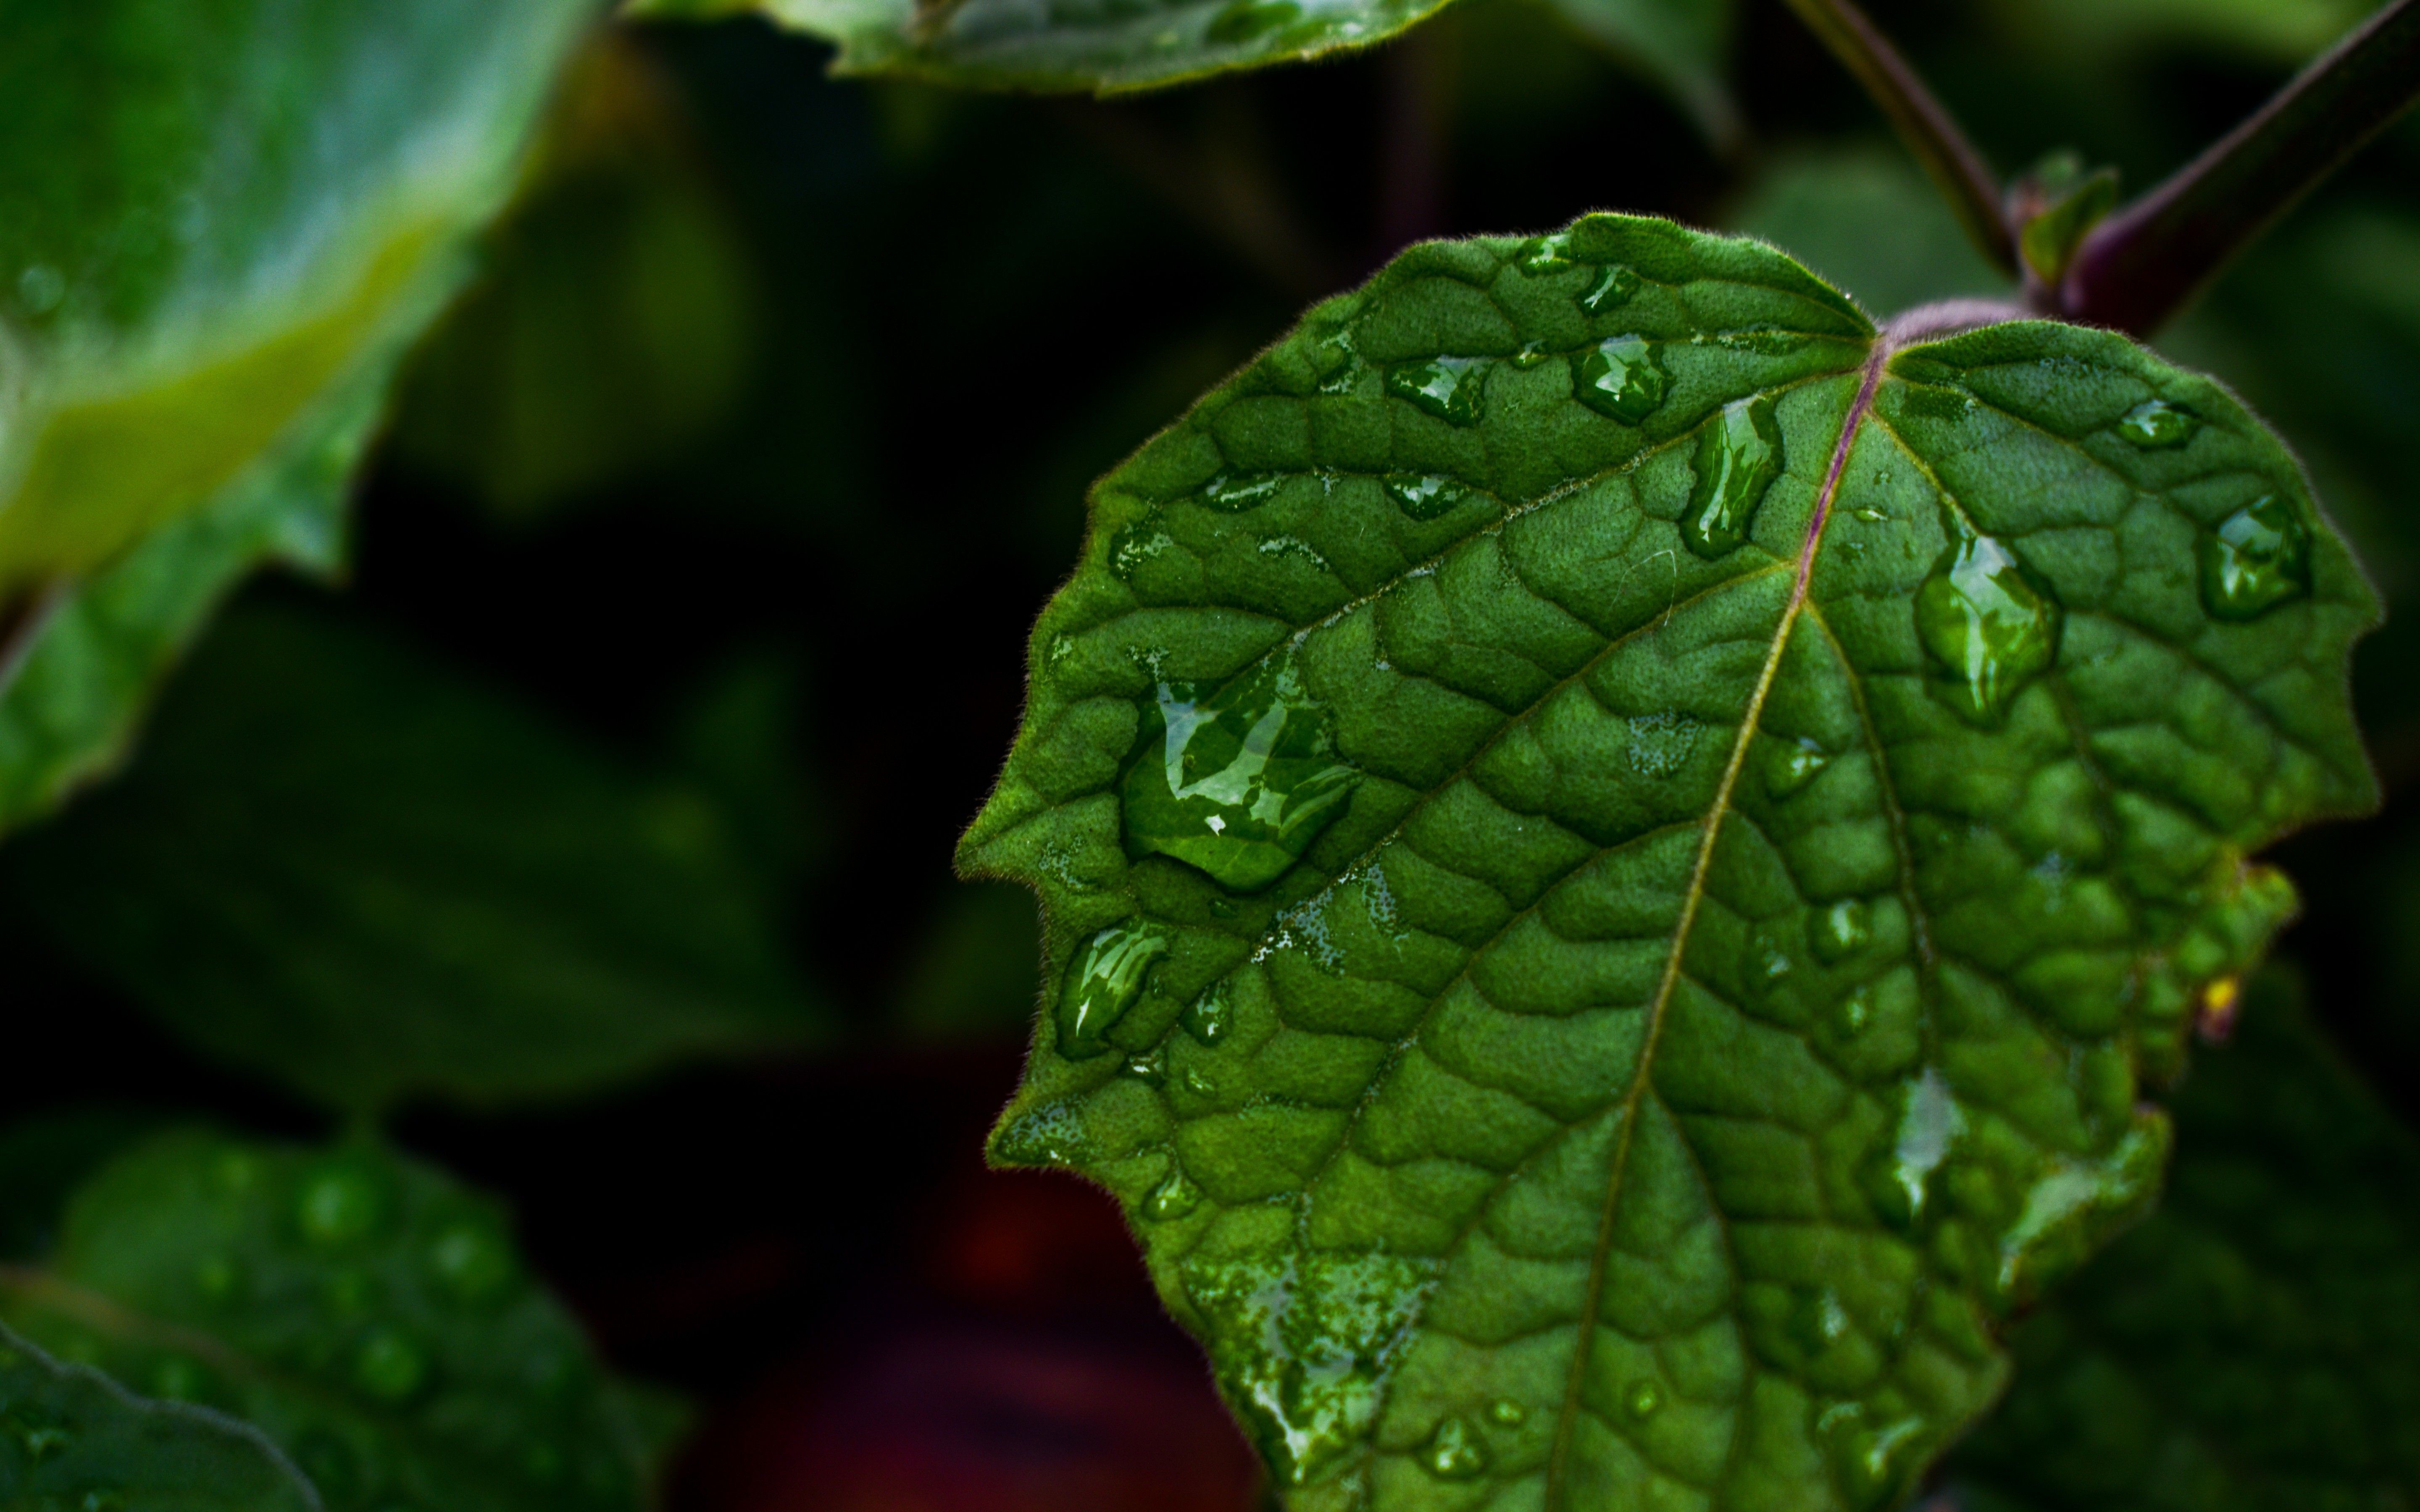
[1765,736,1830,799]
[429,1221,516,1304]
[1579,265,1640,314]
[1120,660,1360,892]
[1880,1069,1966,1228]
[1383,473,1470,522]
[2115,399,2195,449]
[1809,899,1872,964]
[1146,1168,1204,1221]
[1386,357,1488,425]
[1204,472,1284,511]
[1572,335,1667,423]
[2199,494,2311,621]
[1914,525,2061,726]
[1181,985,1232,1046]
[1056,919,1171,1060]
[1683,394,1783,558]
[353,1327,429,1403]
[1515,235,1575,276]
[1423,1415,1489,1480]
[1623,1378,1664,1419]
[297,1162,385,1249]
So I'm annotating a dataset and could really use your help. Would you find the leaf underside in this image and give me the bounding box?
[961,213,2375,1510]
[0,1132,684,1512]
[624,0,1453,94]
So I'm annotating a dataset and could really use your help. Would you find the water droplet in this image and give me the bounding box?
[2116,399,2195,448]
[1915,524,2061,726]
[1765,736,1830,799]
[1181,986,1231,1045]
[1056,919,1171,1060]
[1788,1288,1855,1351]
[1204,472,1285,511]
[1579,264,1640,314]
[16,264,63,315]
[1311,328,1359,395]
[992,1100,1089,1167]
[1205,0,1300,42]
[1625,711,1699,777]
[1510,340,1551,370]
[1850,505,1889,523]
[1515,235,1576,276]
[1183,1065,1220,1097]
[1623,1378,1664,1418]
[1828,986,1872,1040]
[194,1255,238,1303]
[1572,335,1667,423]
[1145,1169,1203,1221]
[15,1418,67,1460]
[297,1162,385,1249]
[1831,1413,1931,1510]
[1810,898,1872,964]
[1879,1068,1966,1228]
[1488,1397,1527,1425]
[1120,659,1361,892]
[1119,1047,1167,1085]
[1386,357,1489,425]
[2199,494,2310,620]
[1108,521,1176,582]
[1757,945,1793,983]
[353,1327,429,1403]
[1993,1114,2166,1303]
[1382,473,1470,521]
[1683,394,1783,558]
[429,1221,516,1303]
[1715,326,1810,356]
[1423,1415,1490,1479]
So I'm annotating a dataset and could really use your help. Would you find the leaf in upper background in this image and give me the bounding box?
[0,598,826,1116]
[388,36,763,526]
[624,0,1460,94]
[1976,0,2372,64]
[0,1109,179,1265]
[0,0,596,829]
[0,1319,321,1511]
[1942,969,2420,1511]
[1726,146,2010,323]
[0,1131,685,1511]
[1539,0,1738,149]
[960,213,2375,1508]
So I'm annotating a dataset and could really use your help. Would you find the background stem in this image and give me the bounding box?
[2066,0,2420,334]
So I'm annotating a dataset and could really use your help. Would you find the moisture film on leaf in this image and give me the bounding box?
[1945,970,2420,1512]
[624,0,1456,94]
[0,1319,321,1511]
[0,1131,685,1512]
[962,213,2376,1508]
[0,0,594,832]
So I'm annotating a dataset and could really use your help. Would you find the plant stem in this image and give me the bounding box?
[2066,0,2420,334]
[1776,0,2014,277]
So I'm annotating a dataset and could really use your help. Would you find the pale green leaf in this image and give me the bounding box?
[1945,969,2420,1512]
[960,213,2375,1509]
[0,1318,321,1510]
[624,0,1457,94]
[0,600,826,1115]
[0,1131,685,1512]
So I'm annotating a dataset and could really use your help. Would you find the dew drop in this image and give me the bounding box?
[1181,987,1231,1046]
[1119,1047,1168,1086]
[1515,234,1576,276]
[1423,1415,1490,1480]
[1108,521,1175,582]
[992,1100,1089,1167]
[1828,986,1873,1040]
[1056,919,1171,1060]
[1145,1169,1203,1221]
[1383,473,1470,522]
[1765,736,1830,799]
[2198,494,2310,620]
[1579,264,1640,314]
[2115,399,2195,449]
[1756,945,1793,984]
[1831,1413,1931,1511]
[1623,1378,1664,1419]
[1810,899,1872,964]
[1879,1068,1966,1228]
[1510,339,1551,370]
[1683,394,1783,558]
[1572,335,1667,423]
[1120,659,1360,892]
[1183,1065,1220,1097]
[429,1221,516,1304]
[1488,1397,1528,1425]
[1203,472,1285,511]
[1386,356,1489,425]
[1914,524,2061,726]
[16,1419,67,1460]
[1625,711,1699,777]
[297,1162,385,1249]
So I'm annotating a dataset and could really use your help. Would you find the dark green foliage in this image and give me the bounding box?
[2,601,824,1114]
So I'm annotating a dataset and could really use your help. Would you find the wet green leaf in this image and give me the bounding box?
[625,0,1457,93]
[0,1317,321,1509]
[1946,969,2420,1512]
[0,1131,684,1512]
[961,213,2375,1508]
[0,0,594,829]
[1,600,826,1115]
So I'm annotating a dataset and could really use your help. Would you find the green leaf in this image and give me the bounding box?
[0,0,594,824]
[0,1131,683,1512]
[0,599,826,1115]
[1539,0,1739,147]
[1944,969,2420,1512]
[959,213,2375,1508]
[623,0,1457,94]
[1978,0,2374,64]
[1725,146,2010,321]
[0,1317,320,1510]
